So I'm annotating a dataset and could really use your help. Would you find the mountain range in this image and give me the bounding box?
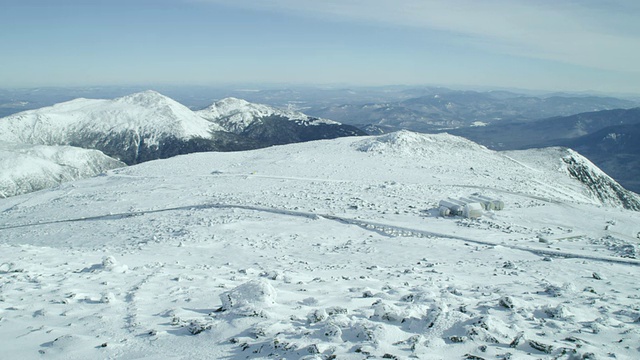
[307,90,638,132]
[196,97,365,146]
[0,91,365,196]
[2,89,639,204]
[0,91,365,164]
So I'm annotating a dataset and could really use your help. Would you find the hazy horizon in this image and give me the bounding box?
[2,1,640,94]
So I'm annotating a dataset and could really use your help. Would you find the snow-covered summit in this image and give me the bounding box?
[114,90,172,107]
[0,91,234,164]
[0,90,222,146]
[352,131,639,210]
[0,92,364,165]
[354,130,489,157]
[197,97,338,134]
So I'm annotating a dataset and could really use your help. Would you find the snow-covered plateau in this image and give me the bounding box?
[1,131,639,359]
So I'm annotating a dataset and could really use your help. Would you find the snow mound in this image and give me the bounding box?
[197,97,338,134]
[80,256,128,273]
[353,130,488,157]
[220,279,277,317]
[0,142,124,198]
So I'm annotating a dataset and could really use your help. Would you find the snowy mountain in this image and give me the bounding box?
[0,92,366,165]
[0,142,124,198]
[1,131,639,359]
[0,90,231,164]
[197,97,324,133]
[197,97,366,145]
[0,90,220,144]
[549,123,640,194]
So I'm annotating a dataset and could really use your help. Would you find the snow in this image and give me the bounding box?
[1,131,639,359]
[0,141,124,198]
[0,90,222,146]
[197,97,339,134]
[220,279,278,317]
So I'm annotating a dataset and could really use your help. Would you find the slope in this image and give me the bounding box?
[1,132,639,360]
[0,142,124,198]
[551,123,640,193]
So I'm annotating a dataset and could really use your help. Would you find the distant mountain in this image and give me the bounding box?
[450,107,640,150]
[196,97,366,146]
[0,91,365,166]
[560,123,640,155]
[0,142,124,198]
[448,107,640,193]
[309,90,638,132]
[505,146,640,210]
[552,123,640,194]
[0,90,242,164]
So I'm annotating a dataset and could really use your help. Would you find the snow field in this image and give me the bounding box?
[1,132,639,359]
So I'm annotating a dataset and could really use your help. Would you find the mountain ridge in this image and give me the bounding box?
[0,91,365,165]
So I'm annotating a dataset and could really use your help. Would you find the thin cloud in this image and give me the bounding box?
[193,0,640,73]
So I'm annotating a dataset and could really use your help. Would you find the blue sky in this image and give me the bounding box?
[1,0,639,93]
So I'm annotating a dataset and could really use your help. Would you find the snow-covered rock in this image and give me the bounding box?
[219,279,277,317]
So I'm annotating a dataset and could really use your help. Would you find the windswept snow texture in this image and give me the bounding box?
[1,132,640,360]
[0,142,124,198]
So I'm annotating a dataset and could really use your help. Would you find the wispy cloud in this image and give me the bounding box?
[193,0,640,73]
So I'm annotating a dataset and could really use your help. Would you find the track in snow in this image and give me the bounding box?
[2,201,639,266]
